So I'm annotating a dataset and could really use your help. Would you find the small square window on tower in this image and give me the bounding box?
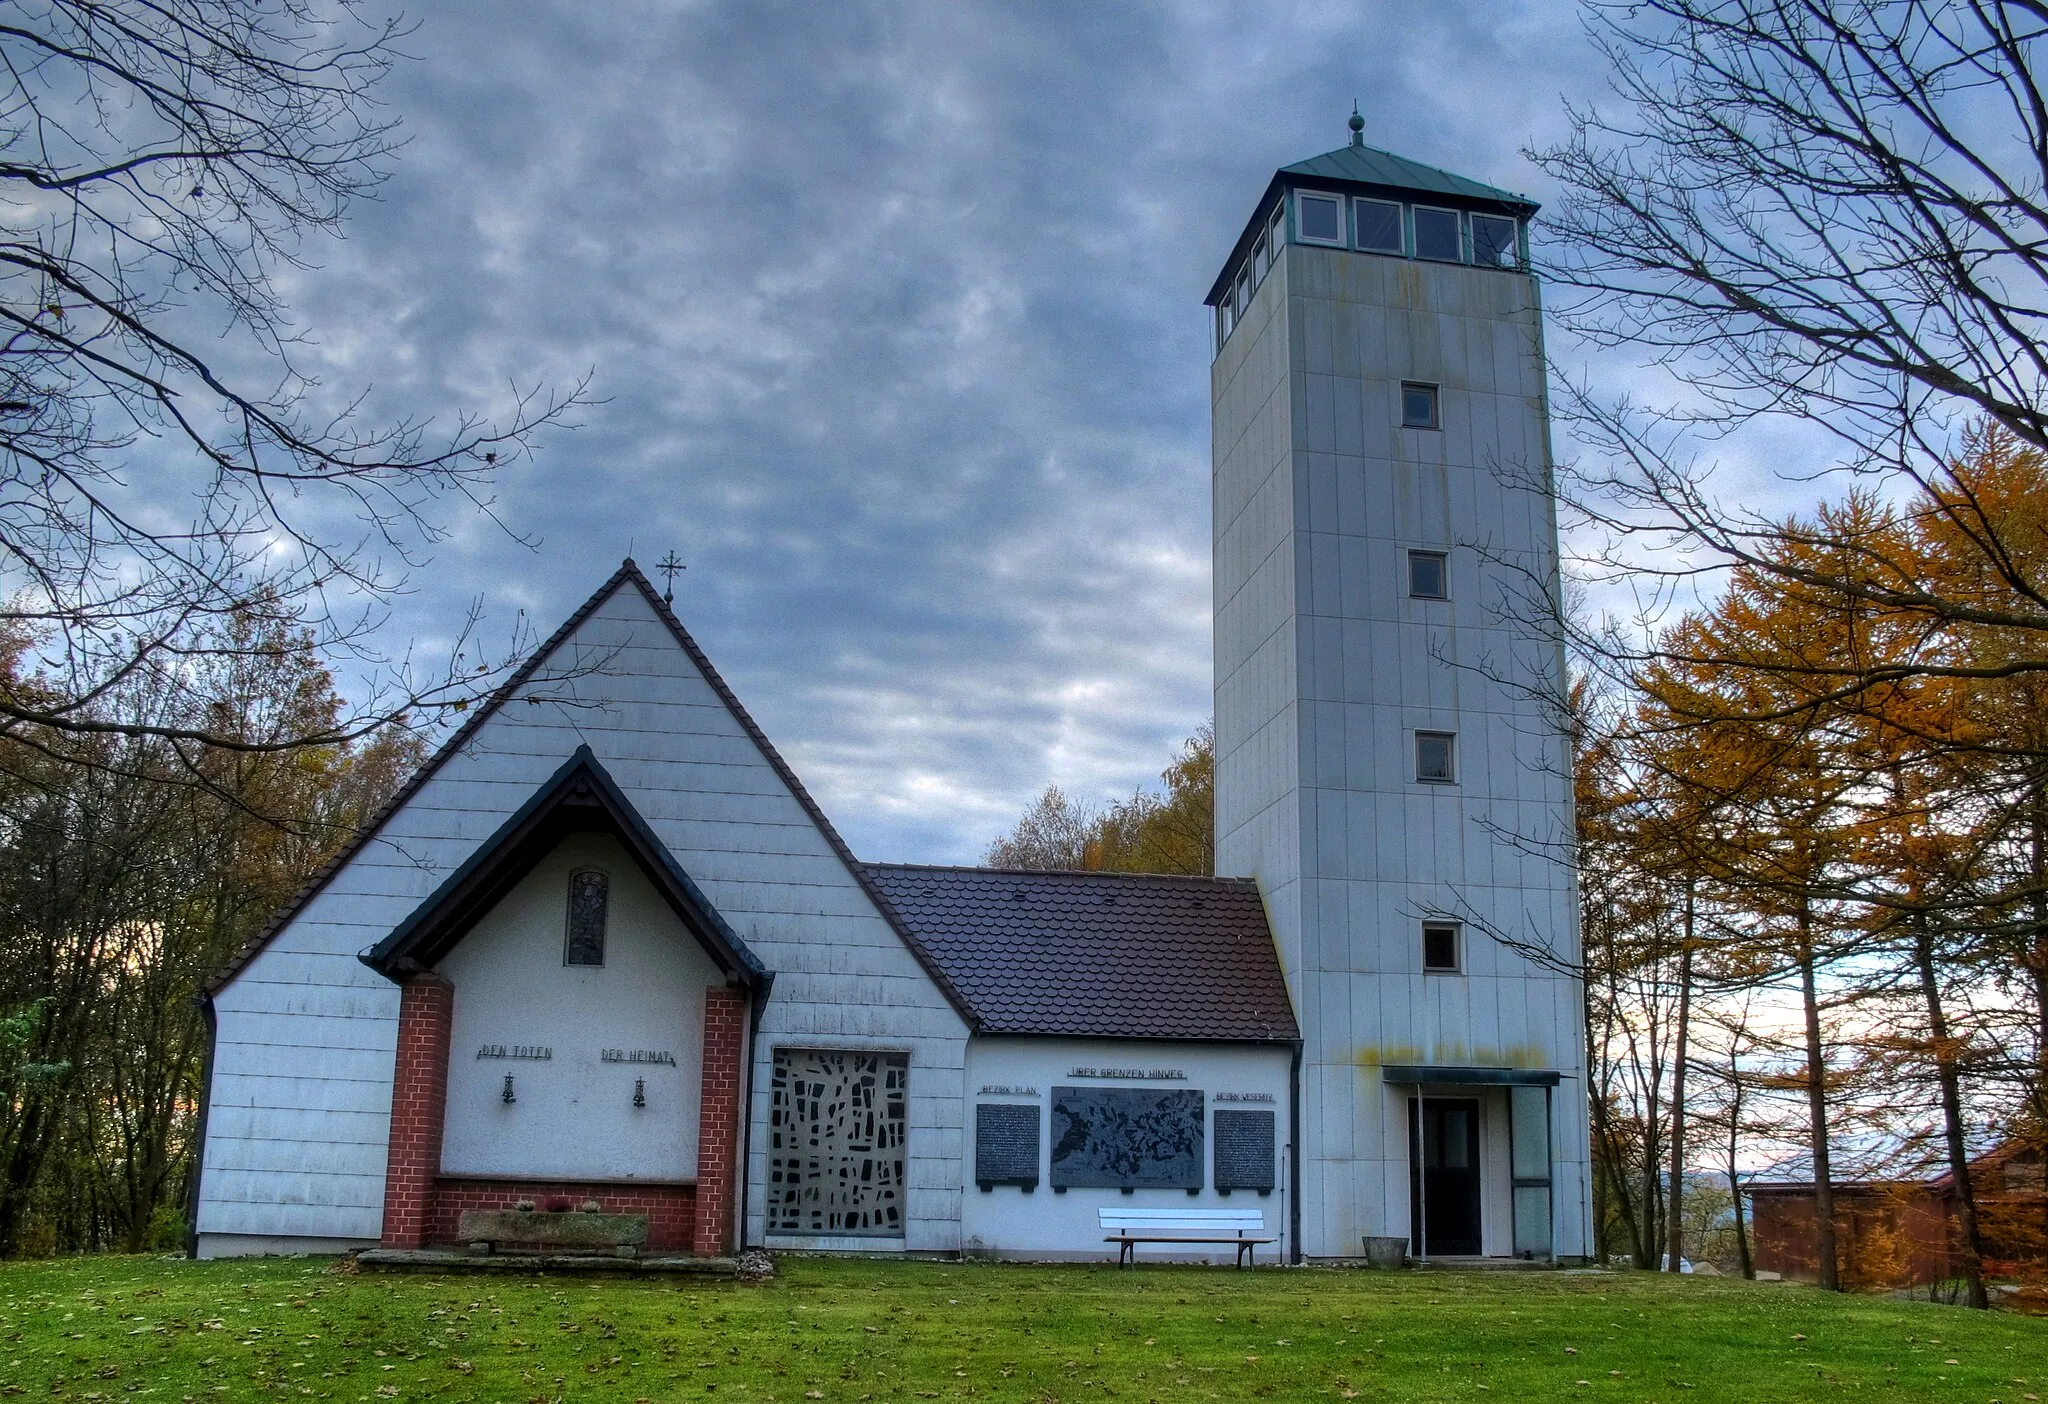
[1422,921,1462,973]
[1415,731,1456,784]
[1296,190,1346,246]
[1401,382,1439,430]
[1408,550,1448,600]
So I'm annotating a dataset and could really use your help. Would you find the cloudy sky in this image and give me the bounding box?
[278,1,1612,864]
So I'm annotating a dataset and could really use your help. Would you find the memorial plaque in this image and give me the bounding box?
[1050,1087,1203,1190]
[974,1103,1041,1190]
[1213,1108,1276,1194]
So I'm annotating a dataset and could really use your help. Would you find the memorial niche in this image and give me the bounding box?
[974,1103,1041,1190]
[1050,1087,1203,1190]
[1213,1108,1277,1194]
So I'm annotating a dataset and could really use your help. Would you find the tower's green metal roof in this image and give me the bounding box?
[1206,138,1539,305]
[1280,143,1538,211]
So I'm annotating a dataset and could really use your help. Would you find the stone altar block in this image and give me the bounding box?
[457,1208,649,1257]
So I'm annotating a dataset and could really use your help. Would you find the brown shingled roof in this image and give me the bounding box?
[858,864,1299,1043]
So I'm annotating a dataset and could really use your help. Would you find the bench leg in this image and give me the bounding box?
[1237,1241,1253,1269]
[1120,1239,1134,1268]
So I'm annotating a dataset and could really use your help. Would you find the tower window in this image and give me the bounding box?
[1416,731,1457,784]
[1251,230,1269,280]
[1422,922,1462,973]
[564,868,609,966]
[1473,214,1520,269]
[1401,382,1440,429]
[1413,206,1463,262]
[1408,550,1448,600]
[1354,198,1403,254]
[1296,190,1345,246]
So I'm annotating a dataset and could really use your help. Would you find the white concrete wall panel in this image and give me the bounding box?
[1212,238,1590,1260]
[201,580,969,1254]
[960,1037,1294,1260]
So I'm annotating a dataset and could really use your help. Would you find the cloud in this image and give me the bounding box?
[262,0,1617,862]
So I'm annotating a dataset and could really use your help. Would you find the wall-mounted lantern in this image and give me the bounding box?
[502,1074,516,1104]
[633,1077,646,1108]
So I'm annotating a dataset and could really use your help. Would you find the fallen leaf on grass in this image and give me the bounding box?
[1564,1347,1578,1355]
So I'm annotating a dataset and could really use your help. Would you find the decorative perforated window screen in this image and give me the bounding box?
[767,1048,909,1236]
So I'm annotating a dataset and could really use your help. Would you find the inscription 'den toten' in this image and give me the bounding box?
[601,1049,677,1066]
[476,1045,552,1060]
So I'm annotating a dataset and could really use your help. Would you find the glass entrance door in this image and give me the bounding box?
[1408,1097,1482,1256]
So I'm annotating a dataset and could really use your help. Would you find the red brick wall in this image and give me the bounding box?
[379,976,750,1258]
[693,985,747,1256]
[428,1179,696,1251]
[381,973,455,1248]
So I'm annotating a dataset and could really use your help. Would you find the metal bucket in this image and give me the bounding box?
[1362,1235,1408,1269]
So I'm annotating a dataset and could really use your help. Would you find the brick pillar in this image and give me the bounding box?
[693,985,746,1256]
[380,972,454,1249]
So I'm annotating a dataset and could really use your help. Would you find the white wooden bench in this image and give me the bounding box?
[1099,1207,1275,1268]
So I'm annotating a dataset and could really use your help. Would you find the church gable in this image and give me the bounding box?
[212,562,965,1022]
[196,563,967,1249]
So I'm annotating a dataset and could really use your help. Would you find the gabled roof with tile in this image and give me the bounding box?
[857,864,1299,1043]
[205,562,975,1023]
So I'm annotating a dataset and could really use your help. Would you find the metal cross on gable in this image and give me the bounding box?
[655,550,686,604]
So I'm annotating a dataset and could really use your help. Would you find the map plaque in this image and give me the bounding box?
[1050,1087,1203,1191]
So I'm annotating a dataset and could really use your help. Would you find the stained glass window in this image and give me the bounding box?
[564,868,608,966]
[767,1048,908,1236]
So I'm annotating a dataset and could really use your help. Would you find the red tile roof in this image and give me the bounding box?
[859,864,1298,1043]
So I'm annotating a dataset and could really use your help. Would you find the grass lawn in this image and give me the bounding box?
[0,1254,2041,1403]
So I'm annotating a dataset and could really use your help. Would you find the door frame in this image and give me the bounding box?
[1407,1094,1484,1257]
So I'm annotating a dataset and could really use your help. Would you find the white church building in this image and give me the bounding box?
[192,126,1590,1264]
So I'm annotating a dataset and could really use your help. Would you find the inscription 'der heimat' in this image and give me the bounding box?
[476,1044,552,1060]
[601,1049,677,1066]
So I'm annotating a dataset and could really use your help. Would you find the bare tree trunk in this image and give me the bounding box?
[1913,913,1990,1308]
[1666,885,1695,1271]
[1797,899,1839,1291]
[1726,1081,1754,1280]
[2030,781,2048,1136]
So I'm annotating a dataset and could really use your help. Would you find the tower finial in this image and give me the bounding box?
[1349,102,1364,148]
